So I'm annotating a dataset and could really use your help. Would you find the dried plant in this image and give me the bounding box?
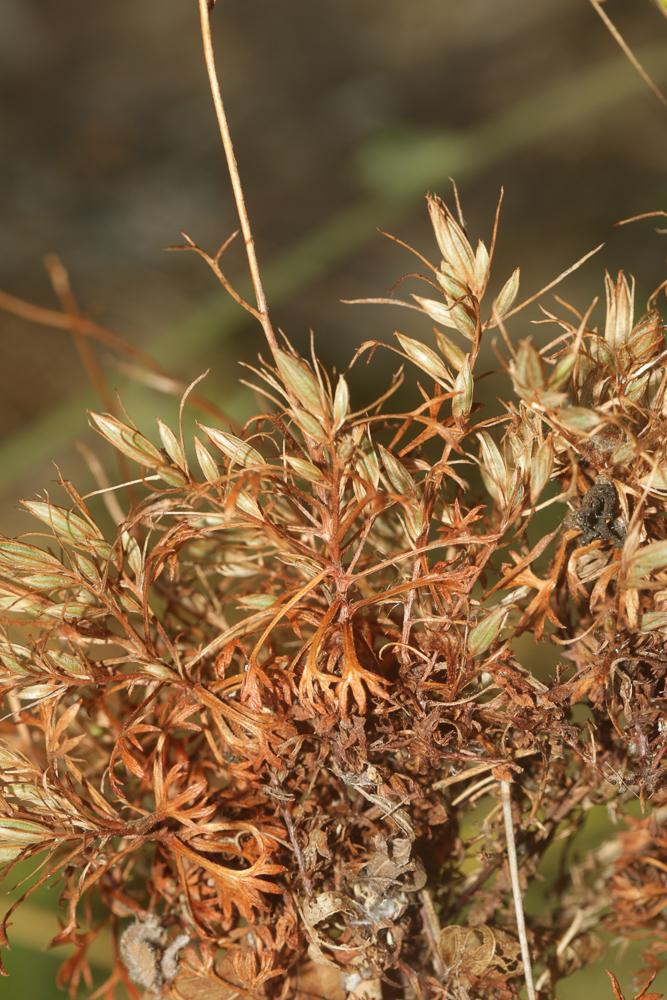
[0,4,665,999]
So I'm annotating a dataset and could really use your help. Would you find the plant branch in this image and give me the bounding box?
[588,0,667,108]
[500,779,536,1000]
[197,0,279,358]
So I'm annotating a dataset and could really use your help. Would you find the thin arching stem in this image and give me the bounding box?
[197,0,279,358]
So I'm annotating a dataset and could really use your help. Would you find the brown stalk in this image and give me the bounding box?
[588,0,667,108]
[0,287,227,420]
[44,255,117,416]
[197,0,279,359]
[500,779,536,1000]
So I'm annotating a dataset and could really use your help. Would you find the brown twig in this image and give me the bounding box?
[44,255,117,416]
[281,806,312,897]
[588,0,667,108]
[0,287,226,420]
[197,0,279,358]
[496,243,605,325]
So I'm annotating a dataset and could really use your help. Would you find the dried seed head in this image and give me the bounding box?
[120,916,189,995]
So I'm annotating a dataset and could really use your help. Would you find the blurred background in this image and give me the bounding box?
[0,0,666,995]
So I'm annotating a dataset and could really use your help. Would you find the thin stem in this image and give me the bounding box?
[588,0,667,108]
[167,232,263,321]
[280,806,312,897]
[498,243,604,325]
[500,780,536,1000]
[419,888,446,978]
[197,0,279,358]
[45,255,117,415]
[434,749,539,791]
[0,288,226,421]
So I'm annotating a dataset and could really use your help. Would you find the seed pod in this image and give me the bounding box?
[452,356,473,422]
[604,271,634,351]
[275,349,326,419]
[427,194,476,289]
[194,437,219,483]
[379,446,418,497]
[90,412,164,469]
[530,438,553,506]
[333,376,350,431]
[286,456,324,483]
[436,330,467,371]
[0,818,52,862]
[414,294,476,341]
[157,419,188,473]
[22,501,111,559]
[395,332,452,386]
[200,426,263,468]
[510,340,544,399]
[493,267,520,319]
[468,606,508,657]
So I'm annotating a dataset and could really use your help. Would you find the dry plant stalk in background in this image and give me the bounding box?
[0,3,665,999]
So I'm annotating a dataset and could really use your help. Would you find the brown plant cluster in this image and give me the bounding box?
[0,183,666,999]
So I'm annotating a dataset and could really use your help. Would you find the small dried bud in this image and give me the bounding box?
[493,267,520,319]
[452,355,473,422]
[90,412,164,469]
[468,606,508,657]
[200,425,263,468]
[276,349,327,420]
[194,436,219,482]
[604,271,635,351]
[427,194,476,291]
[395,332,453,386]
[120,916,188,996]
[0,818,52,862]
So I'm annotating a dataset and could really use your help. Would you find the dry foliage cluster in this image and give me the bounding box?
[0,6,666,1000]
[0,191,665,999]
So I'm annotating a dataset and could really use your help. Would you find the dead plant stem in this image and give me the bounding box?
[197,0,279,357]
[500,779,536,1000]
[588,0,667,108]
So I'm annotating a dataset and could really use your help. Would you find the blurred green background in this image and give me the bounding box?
[0,0,666,996]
